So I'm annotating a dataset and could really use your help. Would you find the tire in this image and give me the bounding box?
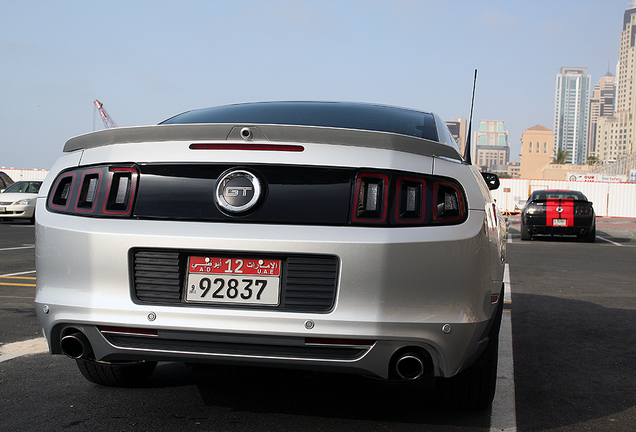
[76,359,157,387]
[436,288,503,410]
[583,226,596,243]
[520,221,531,241]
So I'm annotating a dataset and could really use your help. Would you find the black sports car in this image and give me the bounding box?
[520,189,595,242]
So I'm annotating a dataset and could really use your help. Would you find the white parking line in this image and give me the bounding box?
[597,235,623,246]
[0,337,48,363]
[0,270,36,277]
[0,245,35,252]
[490,264,517,432]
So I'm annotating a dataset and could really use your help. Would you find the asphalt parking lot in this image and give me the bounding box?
[1,216,636,431]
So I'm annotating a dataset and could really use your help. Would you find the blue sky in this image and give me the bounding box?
[0,0,630,169]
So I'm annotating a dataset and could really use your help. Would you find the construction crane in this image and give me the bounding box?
[93,99,118,129]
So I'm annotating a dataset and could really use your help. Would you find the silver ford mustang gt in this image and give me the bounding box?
[35,102,506,409]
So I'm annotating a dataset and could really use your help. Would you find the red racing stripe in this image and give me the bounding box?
[546,199,574,226]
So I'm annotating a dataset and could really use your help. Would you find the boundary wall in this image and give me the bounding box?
[1,168,50,182]
[492,178,636,218]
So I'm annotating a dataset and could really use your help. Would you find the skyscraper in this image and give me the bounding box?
[474,120,510,170]
[588,73,616,157]
[553,67,591,165]
[594,1,636,162]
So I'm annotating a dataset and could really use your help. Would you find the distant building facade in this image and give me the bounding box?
[588,73,616,157]
[553,67,591,165]
[445,118,467,156]
[475,120,510,170]
[519,125,555,179]
[594,2,636,162]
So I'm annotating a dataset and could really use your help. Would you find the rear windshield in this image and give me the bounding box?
[161,102,439,141]
[530,190,587,201]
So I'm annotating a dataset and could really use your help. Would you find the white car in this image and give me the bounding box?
[0,180,42,223]
[35,102,506,409]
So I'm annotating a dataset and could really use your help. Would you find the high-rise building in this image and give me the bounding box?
[475,120,510,170]
[519,125,555,179]
[553,67,591,165]
[445,118,467,155]
[594,2,636,162]
[588,73,616,157]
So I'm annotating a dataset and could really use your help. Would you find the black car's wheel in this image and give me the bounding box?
[76,359,157,387]
[520,220,532,240]
[582,226,596,243]
[436,287,503,410]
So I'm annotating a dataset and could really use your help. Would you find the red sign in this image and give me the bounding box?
[188,257,280,276]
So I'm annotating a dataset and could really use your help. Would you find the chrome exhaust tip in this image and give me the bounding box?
[60,331,93,359]
[395,352,425,380]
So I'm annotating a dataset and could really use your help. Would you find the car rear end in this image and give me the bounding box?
[523,190,595,238]
[35,103,505,408]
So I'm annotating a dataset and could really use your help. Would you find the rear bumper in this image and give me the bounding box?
[528,225,593,236]
[35,205,502,379]
[524,214,595,236]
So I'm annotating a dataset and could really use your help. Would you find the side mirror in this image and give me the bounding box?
[481,172,500,190]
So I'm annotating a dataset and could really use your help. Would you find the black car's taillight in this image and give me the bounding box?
[575,204,593,216]
[47,165,138,217]
[350,171,466,227]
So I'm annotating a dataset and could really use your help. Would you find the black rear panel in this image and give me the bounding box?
[134,164,353,225]
[131,249,339,313]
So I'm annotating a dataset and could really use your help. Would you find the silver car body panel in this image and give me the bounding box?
[36,122,506,380]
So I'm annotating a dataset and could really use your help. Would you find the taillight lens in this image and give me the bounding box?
[351,174,389,223]
[433,182,465,223]
[395,177,426,223]
[351,171,466,226]
[526,203,545,215]
[103,168,138,215]
[47,165,138,217]
[575,205,593,216]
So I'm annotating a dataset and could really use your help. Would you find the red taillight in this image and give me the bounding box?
[433,181,465,223]
[74,170,102,213]
[103,168,138,215]
[49,173,76,211]
[351,173,389,223]
[575,205,593,216]
[47,165,138,217]
[394,177,426,223]
[350,171,466,227]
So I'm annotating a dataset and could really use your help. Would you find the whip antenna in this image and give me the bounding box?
[463,69,477,164]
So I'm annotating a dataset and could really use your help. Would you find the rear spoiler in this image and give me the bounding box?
[63,123,463,161]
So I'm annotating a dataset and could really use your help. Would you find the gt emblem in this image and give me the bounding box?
[215,169,262,214]
[225,186,253,197]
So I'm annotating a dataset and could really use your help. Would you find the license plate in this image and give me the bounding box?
[186,256,281,305]
[553,218,567,226]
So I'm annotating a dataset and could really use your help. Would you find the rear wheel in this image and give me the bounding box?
[582,226,596,243]
[76,359,157,387]
[520,221,531,240]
